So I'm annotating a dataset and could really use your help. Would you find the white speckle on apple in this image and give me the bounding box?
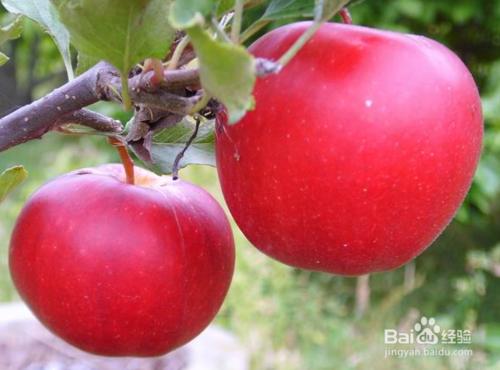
[365,99,373,108]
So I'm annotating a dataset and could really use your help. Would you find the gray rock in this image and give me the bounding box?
[0,302,248,370]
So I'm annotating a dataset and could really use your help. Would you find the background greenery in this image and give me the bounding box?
[1,1,499,369]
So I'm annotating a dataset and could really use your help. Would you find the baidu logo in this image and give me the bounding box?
[383,316,473,358]
[385,316,441,345]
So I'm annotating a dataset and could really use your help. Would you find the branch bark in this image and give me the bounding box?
[129,68,201,92]
[131,90,200,114]
[0,62,201,153]
[0,62,117,152]
[56,109,123,133]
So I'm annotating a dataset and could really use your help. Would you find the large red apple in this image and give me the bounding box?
[9,164,234,356]
[216,22,483,275]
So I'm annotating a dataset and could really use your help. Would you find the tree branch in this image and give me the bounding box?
[131,90,201,114]
[0,61,201,153]
[56,109,123,133]
[130,67,201,92]
[0,61,117,152]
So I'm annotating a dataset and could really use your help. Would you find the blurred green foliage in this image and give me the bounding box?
[0,1,499,369]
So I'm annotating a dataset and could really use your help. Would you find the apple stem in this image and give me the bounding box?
[172,118,201,180]
[339,8,353,24]
[108,137,135,185]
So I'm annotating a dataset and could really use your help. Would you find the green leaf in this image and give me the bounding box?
[0,14,23,45]
[0,166,28,204]
[261,0,348,21]
[187,26,256,123]
[261,0,315,20]
[216,0,236,15]
[0,52,8,66]
[0,14,23,66]
[315,0,350,21]
[149,119,216,173]
[2,0,74,79]
[216,0,266,16]
[169,0,215,29]
[52,0,175,76]
[242,0,347,42]
[152,144,215,173]
[240,0,315,44]
[75,51,99,75]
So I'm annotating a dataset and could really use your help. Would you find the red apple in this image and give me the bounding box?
[9,164,234,356]
[215,22,483,275]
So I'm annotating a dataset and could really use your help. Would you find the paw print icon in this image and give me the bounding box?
[414,316,441,345]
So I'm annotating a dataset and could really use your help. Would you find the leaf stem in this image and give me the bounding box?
[240,20,269,44]
[231,0,245,43]
[189,92,212,115]
[277,21,323,67]
[167,35,190,71]
[108,137,135,185]
[144,58,165,85]
[212,17,232,43]
[277,0,349,67]
[120,74,132,111]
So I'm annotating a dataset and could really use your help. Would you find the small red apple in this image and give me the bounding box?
[9,164,234,356]
[216,22,483,275]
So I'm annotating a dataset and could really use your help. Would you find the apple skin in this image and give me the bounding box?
[9,164,234,357]
[215,22,483,275]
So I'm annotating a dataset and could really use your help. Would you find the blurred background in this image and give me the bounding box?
[1,1,499,369]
